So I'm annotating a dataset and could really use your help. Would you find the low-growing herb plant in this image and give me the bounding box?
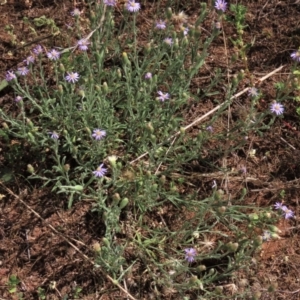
[1,0,294,298]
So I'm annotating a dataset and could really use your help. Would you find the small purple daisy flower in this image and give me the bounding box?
[270,102,284,116]
[18,66,30,76]
[183,26,189,36]
[164,37,173,46]
[33,45,43,55]
[93,163,108,178]
[145,72,152,79]
[71,8,81,17]
[126,0,141,13]
[239,166,247,174]
[281,206,294,219]
[66,23,73,30]
[5,71,16,81]
[155,20,166,30]
[184,248,197,263]
[248,87,258,97]
[47,49,60,61]
[104,0,117,7]
[206,126,213,133]
[215,0,227,12]
[157,91,170,102]
[274,202,284,210]
[65,72,80,83]
[23,55,35,65]
[77,39,90,51]
[49,131,59,139]
[92,129,106,140]
[15,96,23,102]
[291,50,300,62]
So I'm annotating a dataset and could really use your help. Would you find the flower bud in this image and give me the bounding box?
[208,268,215,275]
[102,237,110,248]
[102,82,108,93]
[90,10,96,20]
[232,74,238,86]
[249,213,259,221]
[110,18,115,27]
[146,122,154,133]
[57,84,63,94]
[214,189,224,200]
[189,275,202,287]
[264,212,271,219]
[117,68,122,79]
[238,70,245,81]
[27,164,35,174]
[95,85,101,92]
[72,146,78,155]
[122,52,131,66]
[119,197,129,209]
[2,122,9,129]
[226,242,239,252]
[268,225,281,233]
[59,63,65,72]
[197,265,206,272]
[108,155,117,168]
[85,127,91,135]
[72,185,84,191]
[112,193,121,205]
[78,87,85,98]
[180,127,185,134]
[215,286,223,294]
[160,175,166,184]
[270,232,281,239]
[144,42,152,54]
[217,206,226,214]
[170,185,178,192]
[166,7,173,19]
[64,164,70,172]
[27,132,35,143]
[152,184,158,191]
[26,118,34,129]
[174,38,179,50]
[93,242,101,252]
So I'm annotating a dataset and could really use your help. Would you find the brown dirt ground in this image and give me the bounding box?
[1,0,300,299]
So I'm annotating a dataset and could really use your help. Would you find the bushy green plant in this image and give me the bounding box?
[1,0,292,298]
